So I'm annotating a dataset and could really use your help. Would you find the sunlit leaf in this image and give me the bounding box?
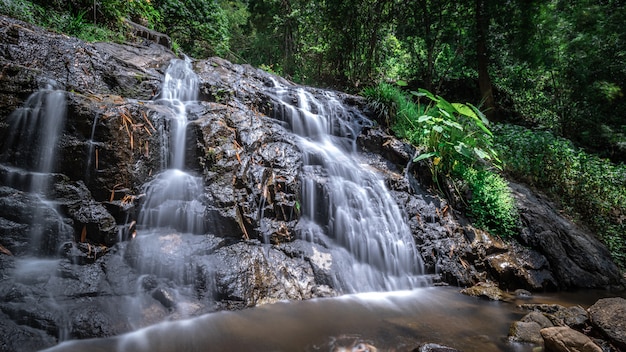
[414,152,436,162]
[452,103,478,119]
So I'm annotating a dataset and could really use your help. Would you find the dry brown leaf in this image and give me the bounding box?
[80,225,87,243]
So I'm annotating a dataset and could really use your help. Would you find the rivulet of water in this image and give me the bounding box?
[268,84,427,293]
[137,58,206,235]
[0,87,72,255]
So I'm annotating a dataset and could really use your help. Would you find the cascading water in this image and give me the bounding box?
[0,86,72,255]
[131,58,207,300]
[268,84,427,292]
[137,58,206,235]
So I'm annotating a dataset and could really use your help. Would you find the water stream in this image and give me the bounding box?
[0,86,72,256]
[137,57,205,235]
[268,84,427,292]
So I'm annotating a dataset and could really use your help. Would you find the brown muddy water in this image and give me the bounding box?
[43,286,625,352]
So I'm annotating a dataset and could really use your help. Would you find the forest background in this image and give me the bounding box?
[1,0,625,269]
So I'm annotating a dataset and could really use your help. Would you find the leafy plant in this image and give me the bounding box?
[458,166,519,238]
[364,83,518,239]
[364,83,499,180]
[408,88,499,178]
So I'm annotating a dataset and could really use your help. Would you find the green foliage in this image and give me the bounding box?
[0,0,123,42]
[153,0,230,57]
[364,83,499,179]
[0,0,41,23]
[457,166,520,238]
[494,124,626,267]
[364,83,517,239]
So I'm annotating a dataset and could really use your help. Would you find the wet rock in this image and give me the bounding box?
[0,186,74,256]
[486,241,557,291]
[418,343,462,352]
[54,181,118,245]
[540,326,602,352]
[212,241,333,307]
[509,311,554,344]
[152,287,177,309]
[553,305,589,329]
[521,311,555,328]
[588,297,626,350]
[0,312,56,352]
[460,281,511,301]
[509,321,544,344]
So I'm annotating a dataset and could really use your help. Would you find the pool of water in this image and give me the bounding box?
[44,286,625,352]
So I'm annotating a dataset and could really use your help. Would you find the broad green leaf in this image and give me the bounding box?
[433,125,444,133]
[452,103,478,119]
[473,147,491,160]
[468,103,489,125]
[454,142,473,159]
[418,88,438,101]
[396,80,408,87]
[437,99,457,115]
[442,119,464,130]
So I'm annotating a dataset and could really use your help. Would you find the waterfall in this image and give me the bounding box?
[132,58,207,301]
[0,87,73,256]
[1,87,66,194]
[137,58,206,235]
[268,84,427,292]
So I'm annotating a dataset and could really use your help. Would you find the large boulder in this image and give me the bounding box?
[588,297,626,350]
[540,326,602,352]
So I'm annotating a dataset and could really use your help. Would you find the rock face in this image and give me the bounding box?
[511,183,622,289]
[0,14,624,349]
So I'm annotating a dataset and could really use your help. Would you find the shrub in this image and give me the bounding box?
[457,166,519,238]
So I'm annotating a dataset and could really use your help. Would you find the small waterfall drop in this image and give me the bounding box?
[1,87,66,194]
[0,87,72,255]
[269,84,426,293]
[137,58,206,235]
[132,57,207,303]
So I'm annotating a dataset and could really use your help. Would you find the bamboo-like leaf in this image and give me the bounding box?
[418,115,432,123]
[414,152,436,162]
[142,111,156,132]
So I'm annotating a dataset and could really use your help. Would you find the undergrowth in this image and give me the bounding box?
[494,124,626,268]
[363,83,519,239]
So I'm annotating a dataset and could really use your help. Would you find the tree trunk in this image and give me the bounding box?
[475,0,497,121]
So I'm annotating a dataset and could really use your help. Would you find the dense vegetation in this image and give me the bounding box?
[1,0,624,268]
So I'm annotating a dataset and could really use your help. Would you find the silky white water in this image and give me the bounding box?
[268,84,427,292]
[137,58,205,235]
